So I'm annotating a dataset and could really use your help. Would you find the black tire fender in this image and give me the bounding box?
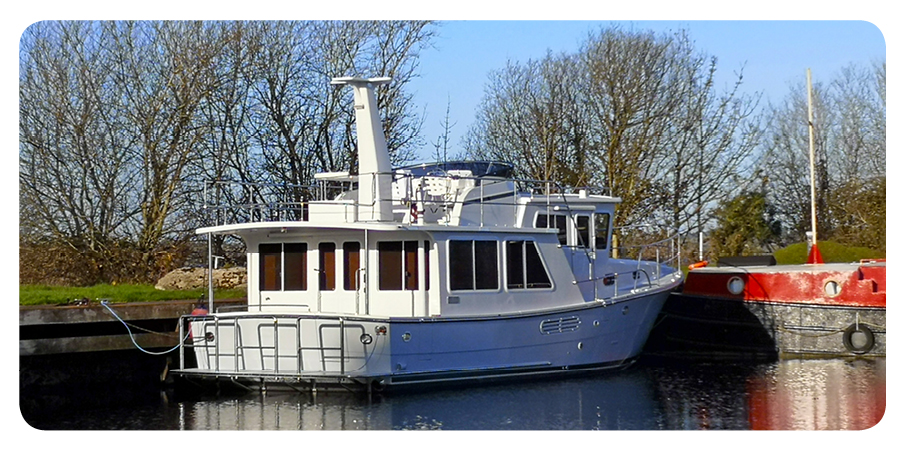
[842,323,875,354]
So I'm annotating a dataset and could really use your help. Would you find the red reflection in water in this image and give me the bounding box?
[747,359,885,430]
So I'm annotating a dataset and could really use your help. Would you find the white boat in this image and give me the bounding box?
[174,77,683,392]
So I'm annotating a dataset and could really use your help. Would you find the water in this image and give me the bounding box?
[21,357,885,431]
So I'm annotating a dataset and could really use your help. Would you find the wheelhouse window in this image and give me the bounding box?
[259,243,307,291]
[535,214,567,245]
[576,215,590,248]
[378,241,420,291]
[506,240,553,289]
[595,213,610,250]
[449,240,499,291]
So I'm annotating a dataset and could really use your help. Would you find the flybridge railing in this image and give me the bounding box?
[202,180,315,226]
[200,172,613,228]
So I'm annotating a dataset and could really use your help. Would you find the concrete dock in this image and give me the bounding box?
[19,298,246,356]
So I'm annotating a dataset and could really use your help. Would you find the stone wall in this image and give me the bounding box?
[155,267,247,291]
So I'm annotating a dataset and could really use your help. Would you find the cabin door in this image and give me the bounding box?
[314,239,363,315]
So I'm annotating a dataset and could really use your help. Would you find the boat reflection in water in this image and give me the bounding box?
[746,358,885,430]
[173,358,884,430]
[178,371,663,430]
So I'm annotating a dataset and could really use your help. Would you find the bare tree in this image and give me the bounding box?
[20,21,137,282]
[19,20,437,284]
[762,62,885,250]
[465,26,762,258]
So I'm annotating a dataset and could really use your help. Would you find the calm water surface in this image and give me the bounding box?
[24,357,885,431]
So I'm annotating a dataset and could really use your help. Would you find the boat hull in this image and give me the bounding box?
[645,261,886,360]
[174,286,673,391]
[646,292,885,360]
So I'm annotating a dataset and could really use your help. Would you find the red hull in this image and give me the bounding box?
[682,260,885,309]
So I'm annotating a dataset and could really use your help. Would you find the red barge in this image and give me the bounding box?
[645,255,886,360]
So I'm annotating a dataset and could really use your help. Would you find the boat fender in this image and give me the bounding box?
[842,323,875,354]
[688,261,709,271]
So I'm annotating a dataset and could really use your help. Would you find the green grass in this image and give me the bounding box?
[773,241,884,265]
[19,284,246,306]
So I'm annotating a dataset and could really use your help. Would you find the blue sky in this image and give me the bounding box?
[407,20,887,162]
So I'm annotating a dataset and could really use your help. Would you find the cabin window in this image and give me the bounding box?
[506,240,552,289]
[260,244,282,291]
[343,242,360,291]
[595,213,610,250]
[576,215,591,248]
[535,214,567,245]
[259,243,307,291]
[284,243,307,290]
[449,240,499,291]
[378,241,419,291]
[424,240,431,291]
[319,242,336,291]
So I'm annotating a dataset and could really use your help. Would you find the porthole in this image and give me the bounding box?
[727,276,745,295]
[824,280,842,297]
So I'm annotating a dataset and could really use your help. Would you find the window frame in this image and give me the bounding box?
[448,239,500,292]
[377,240,423,292]
[594,213,611,250]
[258,242,308,292]
[505,239,553,291]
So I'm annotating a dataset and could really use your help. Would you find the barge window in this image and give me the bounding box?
[343,242,360,291]
[595,213,610,250]
[319,242,336,291]
[536,214,567,245]
[506,240,552,289]
[378,241,420,291]
[259,243,307,291]
[450,240,498,291]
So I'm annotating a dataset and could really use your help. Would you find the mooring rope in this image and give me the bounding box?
[100,300,185,355]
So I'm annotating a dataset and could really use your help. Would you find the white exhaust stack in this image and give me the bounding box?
[331,76,393,222]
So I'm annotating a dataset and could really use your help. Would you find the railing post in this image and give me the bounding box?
[179,317,185,370]
[339,317,345,375]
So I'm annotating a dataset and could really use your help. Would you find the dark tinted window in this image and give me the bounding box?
[474,241,498,290]
[449,240,474,291]
[378,241,403,291]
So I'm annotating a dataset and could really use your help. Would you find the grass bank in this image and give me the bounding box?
[773,241,884,265]
[19,284,246,306]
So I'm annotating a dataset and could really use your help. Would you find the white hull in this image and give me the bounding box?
[177,285,673,390]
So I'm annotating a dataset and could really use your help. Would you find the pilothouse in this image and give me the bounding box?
[175,76,683,391]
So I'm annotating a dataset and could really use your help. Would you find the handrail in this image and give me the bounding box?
[180,313,353,376]
[200,172,614,228]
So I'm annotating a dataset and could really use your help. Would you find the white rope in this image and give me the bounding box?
[100,300,185,355]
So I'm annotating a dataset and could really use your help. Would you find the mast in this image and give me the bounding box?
[805,69,823,264]
[331,76,393,222]
[806,69,818,249]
